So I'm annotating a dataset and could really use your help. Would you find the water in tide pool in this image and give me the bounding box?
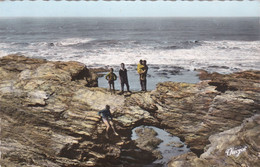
[131,126,190,166]
[0,17,259,90]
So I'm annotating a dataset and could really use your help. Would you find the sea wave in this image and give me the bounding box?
[55,38,94,47]
[155,40,202,50]
[0,40,259,74]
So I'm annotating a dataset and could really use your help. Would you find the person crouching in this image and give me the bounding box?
[98,105,119,138]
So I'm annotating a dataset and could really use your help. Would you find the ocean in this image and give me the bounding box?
[0,17,259,90]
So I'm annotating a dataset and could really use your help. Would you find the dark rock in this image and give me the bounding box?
[134,127,163,158]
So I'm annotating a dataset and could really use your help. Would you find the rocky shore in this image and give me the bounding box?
[0,55,259,167]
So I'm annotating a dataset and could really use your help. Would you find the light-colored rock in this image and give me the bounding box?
[72,88,125,111]
[115,106,153,126]
[51,133,79,155]
[0,80,23,96]
[26,90,48,106]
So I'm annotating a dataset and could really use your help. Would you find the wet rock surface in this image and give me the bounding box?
[0,55,259,167]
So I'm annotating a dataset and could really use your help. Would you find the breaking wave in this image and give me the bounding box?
[0,39,259,74]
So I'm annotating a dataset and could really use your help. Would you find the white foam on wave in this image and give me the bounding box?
[55,38,94,46]
[74,40,260,73]
[0,43,18,57]
[29,42,49,48]
[26,38,94,48]
[0,40,259,74]
[0,50,10,58]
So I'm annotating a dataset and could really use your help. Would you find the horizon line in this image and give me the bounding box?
[1,16,259,18]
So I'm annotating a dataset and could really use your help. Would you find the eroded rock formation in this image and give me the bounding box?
[168,114,260,167]
[0,55,259,167]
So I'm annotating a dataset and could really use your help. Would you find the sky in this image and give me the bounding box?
[0,0,259,18]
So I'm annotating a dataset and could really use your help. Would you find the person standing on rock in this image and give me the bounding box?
[98,105,119,138]
[137,59,145,91]
[137,59,144,75]
[105,68,117,94]
[140,60,148,92]
[119,63,131,94]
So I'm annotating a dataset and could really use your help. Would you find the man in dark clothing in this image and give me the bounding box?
[140,60,148,91]
[119,63,131,94]
[98,105,119,138]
